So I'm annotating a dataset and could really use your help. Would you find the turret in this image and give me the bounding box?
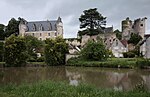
[56,17,63,37]
[19,18,27,37]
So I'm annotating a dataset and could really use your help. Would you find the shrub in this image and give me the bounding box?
[80,40,108,61]
[44,37,68,65]
[4,35,28,67]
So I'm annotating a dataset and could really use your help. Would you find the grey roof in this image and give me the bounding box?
[26,20,57,32]
[104,27,113,33]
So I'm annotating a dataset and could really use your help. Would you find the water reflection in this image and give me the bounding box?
[0,67,150,91]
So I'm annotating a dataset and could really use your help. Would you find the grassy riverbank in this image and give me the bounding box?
[67,58,150,69]
[0,81,149,97]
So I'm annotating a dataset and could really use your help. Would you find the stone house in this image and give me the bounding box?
[140,34,150,58]
[19,17,63,40]
[110,38,128,58]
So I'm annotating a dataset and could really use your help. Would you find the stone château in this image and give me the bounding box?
[19,17,63,40]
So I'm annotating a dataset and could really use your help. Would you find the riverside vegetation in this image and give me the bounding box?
[0,81,150,97]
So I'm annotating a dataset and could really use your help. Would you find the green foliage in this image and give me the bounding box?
[128,33,142,45]
[0,24,5,40]
[24,35,44,62]
[0,81,149,97]
[67,57,136,68]
[0,42,4,61]
[136,58,150,68]
[4,35,28,67]
[5,18,19,37]
[80,39,108,61]
[114,29,122,40]
[79,8,106,36]
[44,37,68,65]
[123,52,135,58]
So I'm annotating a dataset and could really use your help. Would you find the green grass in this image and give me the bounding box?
[0,81,149,97]
[66,57,149,69]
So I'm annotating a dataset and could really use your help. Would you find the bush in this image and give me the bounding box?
[0,42,4,62]
[136,59,150,68]
[44,37,68,65]
[80,40,108,61]
[37,56,45,62]
[123,52,135,58]
[4,35,28,67]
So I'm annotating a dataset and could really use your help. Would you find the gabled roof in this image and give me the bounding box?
[121,39,128,47]
[26,20,57,32]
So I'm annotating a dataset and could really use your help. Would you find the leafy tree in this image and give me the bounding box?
[4,35,28,66]
[0,42,4,61]
[128,33,142,45]
[114,29,122,40]
[5,18,20,37]
[44,37,68,65]
[0,24,5,40]
[80,39,108,61]
[24,35,44,62]
[79,8,106,36]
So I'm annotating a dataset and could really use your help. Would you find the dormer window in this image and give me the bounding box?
[39,24,43,31]
[48,23,52,31]
[32,24,36,31]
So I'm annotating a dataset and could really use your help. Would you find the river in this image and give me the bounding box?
[0,66,150,91]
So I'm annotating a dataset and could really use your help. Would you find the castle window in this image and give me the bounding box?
[48,23,52,31]
[32,24,36,31]
[39,24,43,31]
[55,33,57,36]
[32,33,34,36]
[140,24,143,27]
[48,33,50,36]
[40,33,42,36]
[116,40,118,46]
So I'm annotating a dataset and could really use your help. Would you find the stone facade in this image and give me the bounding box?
[140,34,150,58]
[122,17,147,40]
[19,17,63,40]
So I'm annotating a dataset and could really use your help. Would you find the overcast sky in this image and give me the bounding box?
[0,0,150,38]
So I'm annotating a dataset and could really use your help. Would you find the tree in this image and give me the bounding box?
[80,39,108,61]
[4,35,28,66]
[44,37,68,65]
[5,18,20,37]
[114,29,122,40]
[79,8,106,36]
[24,35,44,62]
[128,33,142,45]
[0,42,4,61]
[0,24,5,40]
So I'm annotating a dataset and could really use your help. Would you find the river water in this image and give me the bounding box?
[0,66,150,91]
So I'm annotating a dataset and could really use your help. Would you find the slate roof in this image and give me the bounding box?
[104,27,113,33]
[26,20,57,32]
